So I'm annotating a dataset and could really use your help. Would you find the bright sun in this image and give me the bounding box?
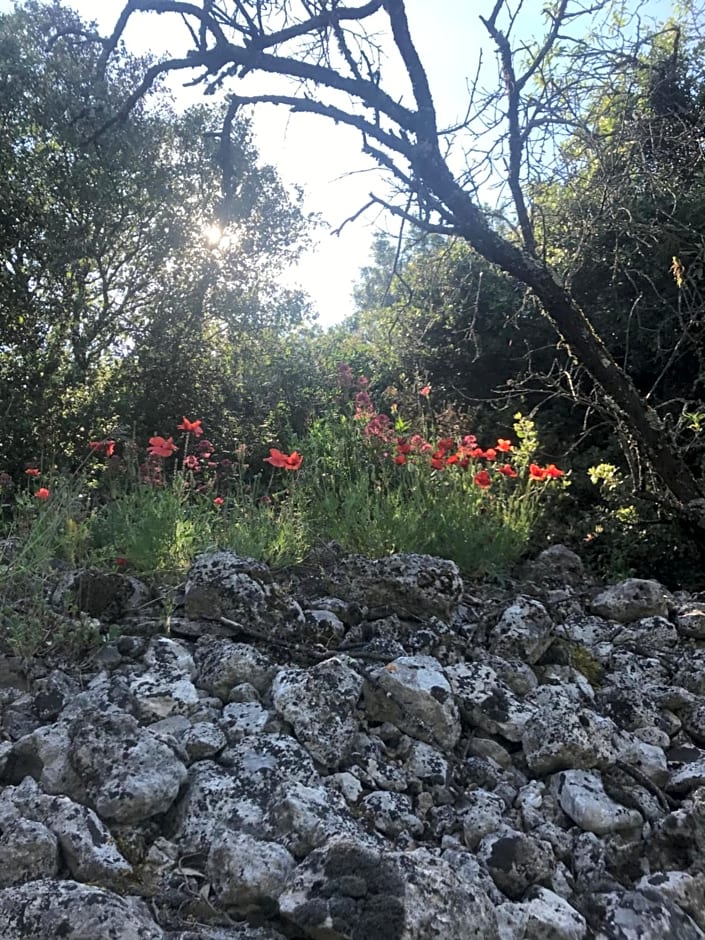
[203,224,223,246]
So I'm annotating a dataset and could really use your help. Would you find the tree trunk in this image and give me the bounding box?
[416,146,705,525]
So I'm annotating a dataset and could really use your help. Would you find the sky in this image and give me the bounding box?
[2,0,676,325]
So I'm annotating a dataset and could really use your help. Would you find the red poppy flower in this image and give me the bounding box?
[484,448,497,461]
[88,440,115,457]
[497,463,518,478]
[178,417,204,437]
[213,496,225,507]
[394,454,407,465]
[496,439,512,452]
[115,557,129,568]
[183,454,200,470]
[25,467,40,476]
[430,456,446,470]
[35,487,50,500]
[419,385,432,397]
[529,464,548,481]
[474,470,492,488]
[544,464,564,478]
[469,447,485,459]
[396,439,412,455]
[148,436,178,458]
[264,448,303,471]
[436,437,455,454]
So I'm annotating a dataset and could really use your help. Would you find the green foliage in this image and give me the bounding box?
[578,459,705,589]
[0,0,311,471]
[88,486,210,575]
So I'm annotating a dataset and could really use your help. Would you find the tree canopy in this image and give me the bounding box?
[0,0,313,467]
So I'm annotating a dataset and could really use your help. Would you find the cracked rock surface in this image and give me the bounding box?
[2,544,705,937]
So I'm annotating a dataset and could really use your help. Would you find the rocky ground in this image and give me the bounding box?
[1,541,705,938]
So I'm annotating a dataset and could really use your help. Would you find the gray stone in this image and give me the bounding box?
[325,552,464,621]
[184,550,303,626]
[447,661,535,742]
[363,655,461,750]
[0,879,164,939]
[171,736,319,852]
[489,596,554,664]
[522,693,617,774]
[68,707,187,823]
[220,700,271,743]
[478,827,556,901]
[129,637,200,721]
[405,740,448,784]
[497,887,588,939]
[181,720,227,760]
[528,544,586,586]
[590,578,671,623]
[264,780,374,857]
[360,790,423,837]
[586,888,705,939]
[635,870,705,930]
[0,817,58,886]
[279,836,499,939]
[207,829,296,911]
[553,769,643,835]
[271,657,364,769]
[0,776,131,885]
[194,639,275,698]
[676,605,705,639]
[462,789,507,849]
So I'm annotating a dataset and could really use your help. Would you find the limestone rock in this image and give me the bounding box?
[67,707,187,823]
[363,655,461,750]
[184,550,303,626]
[271,657,364,769]
[585,888,705,939]
[325,551,464,621]
[207,829,296,911]
[278,837,499,939]
[489,595,555,664]
[478,827,556,901]
[553,769,643,835]
[194,638,275,699]
[497,887,588,939]
[522,692,618,774]
[447,661,535,742]
[0,879,164,939]
[590,578,672,623]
